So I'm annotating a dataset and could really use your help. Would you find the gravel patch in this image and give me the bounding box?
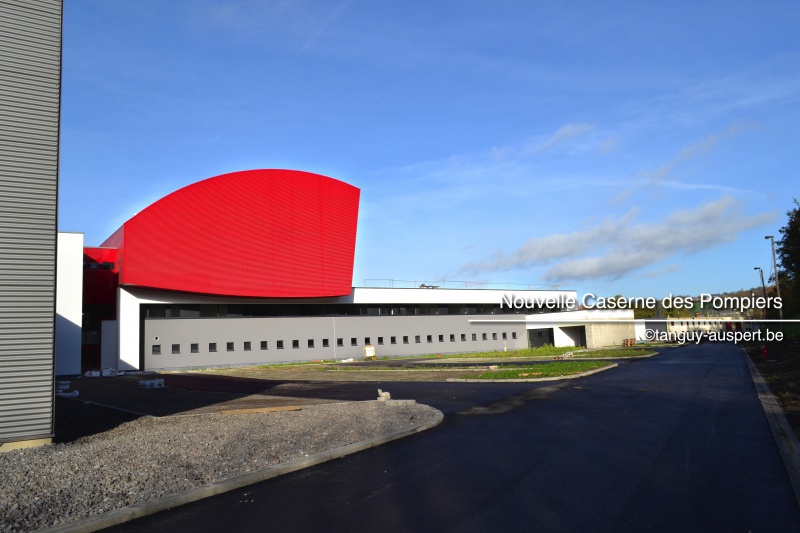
[0,401,440,532]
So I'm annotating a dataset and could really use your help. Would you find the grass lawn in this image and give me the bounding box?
[463,360,612,380]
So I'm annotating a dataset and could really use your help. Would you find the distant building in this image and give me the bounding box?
[54,168,635,373]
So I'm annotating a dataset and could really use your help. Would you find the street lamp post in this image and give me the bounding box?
[754,267,767,319]
[765,236,784,321]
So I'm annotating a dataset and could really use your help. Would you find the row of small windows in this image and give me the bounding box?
[151,332,518,355]
[143,303,560,319]
[670,320,724,327]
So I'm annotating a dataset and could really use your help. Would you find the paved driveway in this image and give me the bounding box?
[107,343,800,532]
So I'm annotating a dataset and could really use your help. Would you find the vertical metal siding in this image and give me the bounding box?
[0,0,61,442]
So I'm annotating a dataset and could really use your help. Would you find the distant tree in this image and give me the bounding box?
[776,198,800,318]
[777,198,800,281]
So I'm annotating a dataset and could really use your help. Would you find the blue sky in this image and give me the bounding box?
[58,0,800,299]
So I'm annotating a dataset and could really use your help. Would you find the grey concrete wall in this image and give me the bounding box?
[585,322,635,349]
[143,315,527,369]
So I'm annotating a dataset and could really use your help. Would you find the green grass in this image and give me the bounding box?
[422,344,579,359]
[418,344,653,360]
[464,361,611,380]
[573,347,653,358]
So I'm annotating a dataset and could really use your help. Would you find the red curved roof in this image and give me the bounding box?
[101,169,360,298]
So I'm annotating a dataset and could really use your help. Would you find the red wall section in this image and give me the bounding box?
[83,247,119,305]
[100,169,359,298]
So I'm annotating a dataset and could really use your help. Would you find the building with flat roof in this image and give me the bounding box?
[55,168,633,373]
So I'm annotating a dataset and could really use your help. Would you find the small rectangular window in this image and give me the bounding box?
[308,339,315,348]
[227,342,234,351]
[403,336,409,344]
[502,332,507,340]
[209,342,217,352]
[427,335,433,343]
[292,339,299,349]
[337,338,344,347]
[438,335,444,342]
[277,340,284,349]
[351,338,357,346]
[471,334,477,341]
[482,333,487,341]
[512,332,517,340]
[152,345,161,355]
[191,343,199,353]
[322,338,329,348]
[415,335,421,343]
[461,334,466,341]
[365,337,371,345]
[492,333,498,340]
[244,341,251,351]
[172,344,180,354]
[390,336,396,344]
[449,334,455,342]
[378,337,384,345]
[260,341,268,350]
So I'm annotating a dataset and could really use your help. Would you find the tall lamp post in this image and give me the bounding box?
[765,236,784,321]
[754,267,767,319]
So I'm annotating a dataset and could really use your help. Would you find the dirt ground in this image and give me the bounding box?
[746,337,800,438]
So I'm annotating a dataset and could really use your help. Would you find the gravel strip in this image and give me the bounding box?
[0,401,439,532]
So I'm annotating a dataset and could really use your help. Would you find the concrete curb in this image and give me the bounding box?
[446,362,618,382]
[741,347,800,510]
[41,404,444,533]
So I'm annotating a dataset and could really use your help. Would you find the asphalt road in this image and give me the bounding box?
[108,344,800,532]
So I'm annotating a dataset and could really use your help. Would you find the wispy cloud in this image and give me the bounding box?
[638,122,750,184]
[526,123,594,154]
[298,0,355,53]
[460,196,776,282]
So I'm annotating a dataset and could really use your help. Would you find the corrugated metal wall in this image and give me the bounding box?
[0,0,62,443]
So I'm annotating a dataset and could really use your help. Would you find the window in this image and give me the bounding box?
[378,337,384,345]
[191,343,199,353]
[308,339,315,348]
[227,342,234,351]
[427,335,433,343]
[472,333,477,341]
[492,333,498,340]
[209,342,217,352]
[172,344,180,354]
[415,335,421,343]
[390,336,397,344]
[244,341,251,351]
[277,340,284,349]
[365,337,371,345]
[461,334,466,341]
[152,345,161,355]
[292,339,299,349]
[482,333,488,341]
[351,338,357,346]
[322,339,329,348]
[260,341,268,350]
[502,332,507,340]
[512,332,517,340]
[438,335,444,342]
[403,336,409,344]
[449,334,455,342]
[337,338,344,347]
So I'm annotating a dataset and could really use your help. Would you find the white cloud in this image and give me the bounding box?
[638,122,750,184]
[527,123,594,154]
[461,196,776,282]
[298,0,355,53]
